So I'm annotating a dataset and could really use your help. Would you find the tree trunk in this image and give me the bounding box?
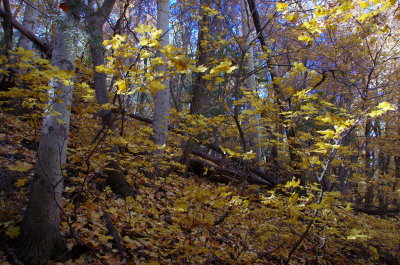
[394,97,400,207]
[17,15,74,265]
[2,0,13,58]
[179,0,209,168]
[151,0,170,155]
[364,119,375,209]
[240,0,262,163]
[86,0,131,198]
[18,0,38,50]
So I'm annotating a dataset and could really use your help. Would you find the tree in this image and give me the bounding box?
[17,14,75,265]
[179,0,211,169]
[151,0,171,157]
[1,0,13,59]
[240,0,261,163]
[18,0,39,51]
[85,0,131,198]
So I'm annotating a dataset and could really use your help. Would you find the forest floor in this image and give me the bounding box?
[0,112,399,265]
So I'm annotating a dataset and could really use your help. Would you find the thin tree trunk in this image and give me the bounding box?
[364,119,374,209]
[394,97,400,207]
[17,15,75,265]
[18,0,38,50]
[179,0,209,168]
[0,0,13,83]
[86,0,131,198]
[240,0,262,163]
[151,0,170,156]
[2,0,13,58]
[246,0,302,180]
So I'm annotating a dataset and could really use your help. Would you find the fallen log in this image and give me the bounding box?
[128,113,276,187]
[188,158,274,187]
[103,212,126,257]
[353,206,400,216]
[192,150,277,186]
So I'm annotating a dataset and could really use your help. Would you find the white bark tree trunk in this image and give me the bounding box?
[18,0,38,50]
[18,14,74,265]
[151,0,170,154]
[240,0,262,163]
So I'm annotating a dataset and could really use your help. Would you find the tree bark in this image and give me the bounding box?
[179,0,209,168]
[240,0,262,163]
[394,97,400,207]
[0,7,51,58]
[364,119,375,209]
[86,0,131,198]
[246,0,301,180]
[2,0,13,58]
[17,15,75,265]
[18,0,39,50]
[151,0,171,156]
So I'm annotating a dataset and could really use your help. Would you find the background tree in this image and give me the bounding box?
[18,0,38,51]
[151,0,171,157]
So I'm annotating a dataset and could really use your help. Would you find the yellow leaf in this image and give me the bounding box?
[366,102,394,118]
[15,178,28,187]
[309,156,320,165]
[7,160,32,172]
[286,13,298,22]
[115,79,128,93]
[277,2,289,11]
[289,193,299,205]
[6,225,20,238]
[314,5,328,17]
[189,64,207,73]
[284,177,301,189]
[101,103,113,110]
[202,6,219,15]
[175,199,189,212]
[148,80,166,95]
[151,29,163,39]
[215,77,224,84]
[347,229,371,240]
[212,199,226,209]
[358,13,373,22]
[298,35,313,43]
[376,101,395,111]
[317,129,335,139]
[95,64,109,73]
[56,117,66,125]
[202,74,213,80]
[135,23,153,34]
[151,57,164,66]
[293,62,307,72]
[139,37,150,46]
[358,0,371,8]
[140,50,153,59]
[210,58,237,75]
[243,150,256,160]
[366,110,384,117]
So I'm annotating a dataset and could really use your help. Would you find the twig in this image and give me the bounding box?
[103,211,126,257]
